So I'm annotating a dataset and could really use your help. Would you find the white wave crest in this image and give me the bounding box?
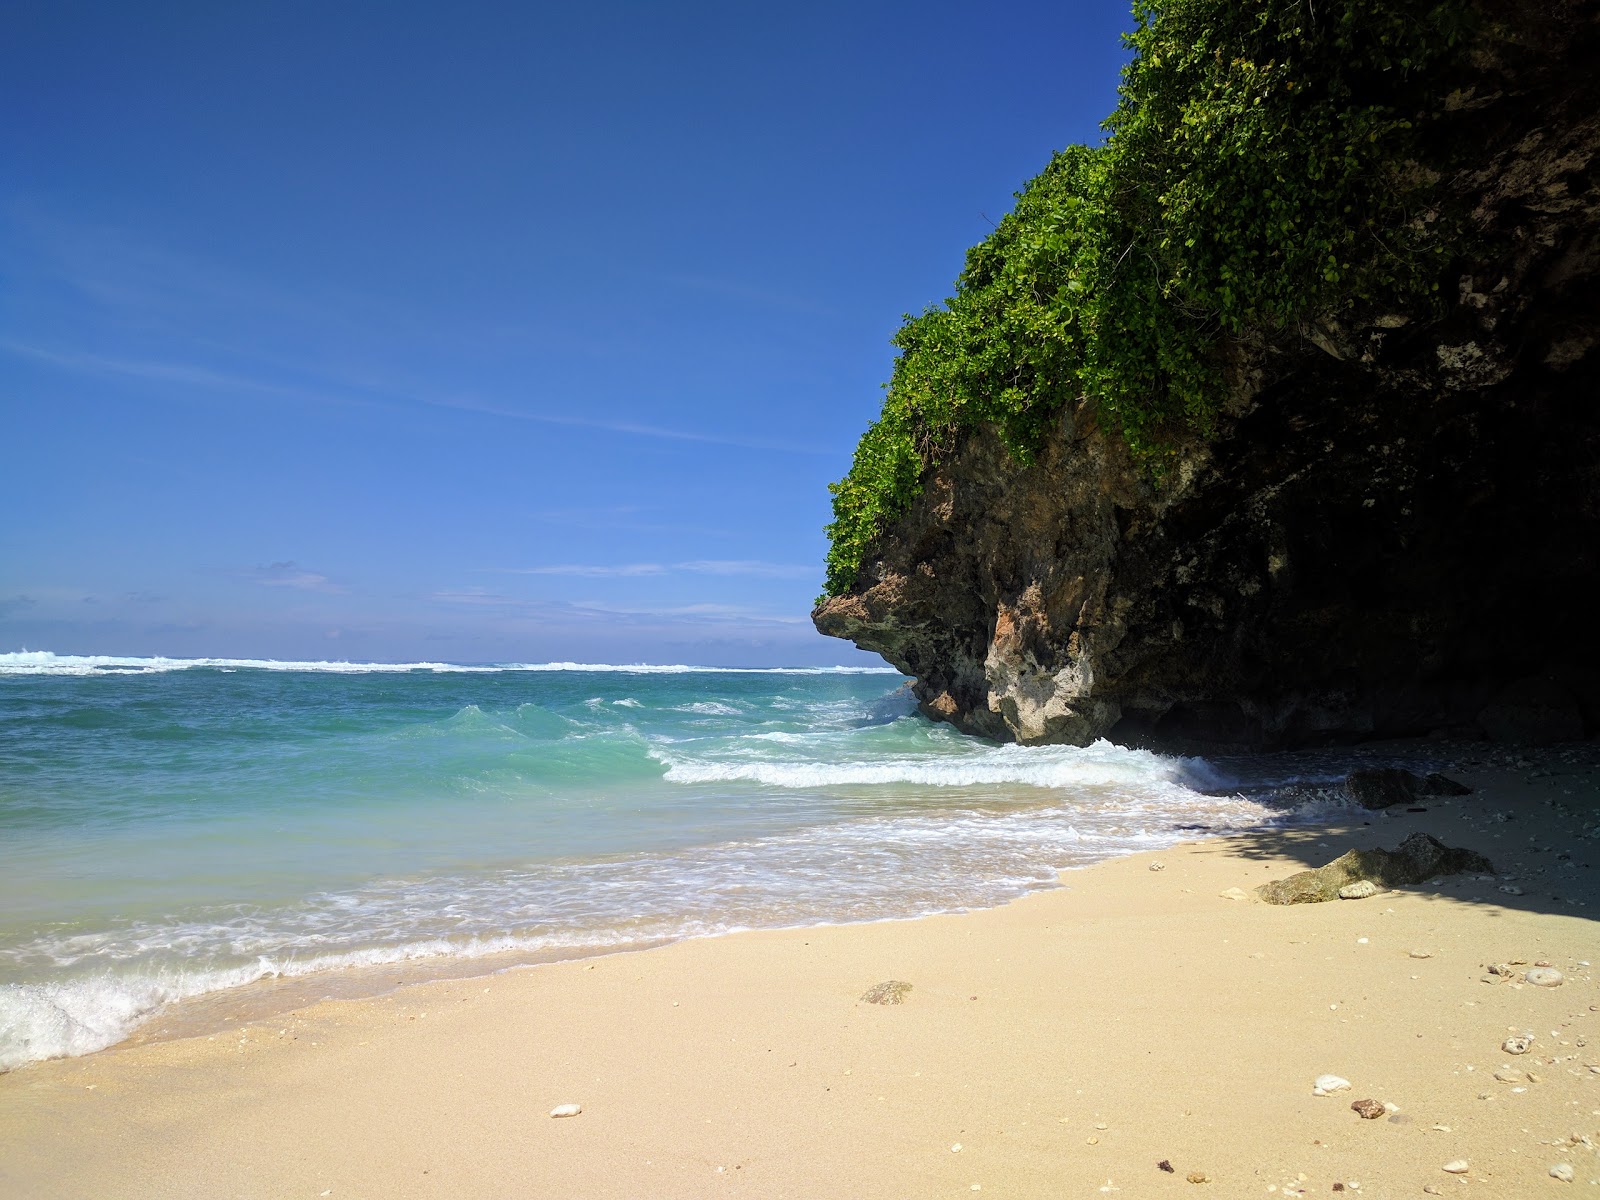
[653,739,1231,791]
[0,650,903,678]
[0,929,664,1073]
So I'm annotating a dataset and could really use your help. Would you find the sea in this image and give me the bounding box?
[0,649,1377,1073]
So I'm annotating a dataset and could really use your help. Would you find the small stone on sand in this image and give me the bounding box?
[1550,1164,1575,1182]
[1409,949,1432,959]
[1525,967,1564,987]
[1350,1098,1385,1119]
[1502,1035,1533,1054]
[1219,887,1252,901]
[549,1103,582,1118]
[1186,1171,1209,1184]
[1313,1074,1352,1095]
[1442,1160,1469,1174]
[1339,881,1380,900]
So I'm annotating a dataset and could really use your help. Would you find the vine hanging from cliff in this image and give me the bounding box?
[822,0,1470,597]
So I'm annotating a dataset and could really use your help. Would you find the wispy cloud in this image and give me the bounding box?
[0,339,374,410]
[676,560,817,579]
[567,600,809,626]
[662,272,837,317]
[427,588,530,607]
[505,563,670,578]
[243,561,348,594]
[5,212,840,478]
[426,589,806,628]
[521,506,735,538]
[424,395,833,456]
[2,337,832,457]
[491,560,815,580]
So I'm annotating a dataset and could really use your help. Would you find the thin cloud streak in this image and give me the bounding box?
[243,561,348,594]
[662,272,838,317]
[4,339,831,457]
[568,600,809,626]
[426,395,834,456]
[1,340,335,404]
[505,563,668,578]
[492,560,816,579]
[426,589,807,628]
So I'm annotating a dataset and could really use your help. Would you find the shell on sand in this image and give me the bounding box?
[549,1104,582,1118]
[1502,1035,1533,1055]
[1313,1074,1352,1096]
[1524,967,1564,987]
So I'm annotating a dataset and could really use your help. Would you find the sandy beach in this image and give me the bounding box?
[3,753,1597,1199]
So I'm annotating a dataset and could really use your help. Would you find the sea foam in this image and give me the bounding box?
[0,650,903,677]
[0,660,1292,1075]
[651,738,1231,792]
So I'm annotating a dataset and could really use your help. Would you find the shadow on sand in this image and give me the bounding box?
[1187,738,1600,924]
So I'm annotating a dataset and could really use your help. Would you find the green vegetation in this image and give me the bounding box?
[823,0,1469,597]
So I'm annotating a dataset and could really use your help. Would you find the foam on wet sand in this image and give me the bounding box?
[1,753,1596,1198]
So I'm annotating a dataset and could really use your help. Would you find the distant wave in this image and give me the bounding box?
[0,651,904,678]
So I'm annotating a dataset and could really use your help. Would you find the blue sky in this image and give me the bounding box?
[1,0,1131,666]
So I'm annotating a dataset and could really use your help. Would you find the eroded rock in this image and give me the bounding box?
[1256,833,1494,905]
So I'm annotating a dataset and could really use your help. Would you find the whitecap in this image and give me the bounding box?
[0,650,905,678]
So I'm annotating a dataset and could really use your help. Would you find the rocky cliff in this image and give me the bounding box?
[815,2,1600,750]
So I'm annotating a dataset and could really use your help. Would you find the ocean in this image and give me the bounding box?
[1,650,1339,1072]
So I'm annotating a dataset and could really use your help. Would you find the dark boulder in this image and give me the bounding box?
[1346,768,1424,810]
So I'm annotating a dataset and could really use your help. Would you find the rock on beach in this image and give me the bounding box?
[1256,833,1493,905]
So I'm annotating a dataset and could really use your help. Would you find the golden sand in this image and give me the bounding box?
[2,759,1596,1198]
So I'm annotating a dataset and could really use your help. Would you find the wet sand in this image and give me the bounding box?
[2,756,1597,1198]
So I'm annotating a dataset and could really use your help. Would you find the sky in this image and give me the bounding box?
[1,0,1133,667]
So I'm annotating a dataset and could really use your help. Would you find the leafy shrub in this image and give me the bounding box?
[823,0,1468,597]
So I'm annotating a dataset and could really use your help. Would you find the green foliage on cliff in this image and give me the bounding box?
[823,0,1469,597]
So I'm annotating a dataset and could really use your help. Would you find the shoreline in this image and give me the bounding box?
[0,736,1510,1075]
[3,753,1597,1197]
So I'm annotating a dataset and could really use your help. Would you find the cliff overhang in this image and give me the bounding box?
[815,2,1600,750]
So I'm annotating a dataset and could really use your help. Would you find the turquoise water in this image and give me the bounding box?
[0,651,1276,1071]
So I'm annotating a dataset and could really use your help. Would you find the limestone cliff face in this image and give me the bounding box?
[815,3,1600,749]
